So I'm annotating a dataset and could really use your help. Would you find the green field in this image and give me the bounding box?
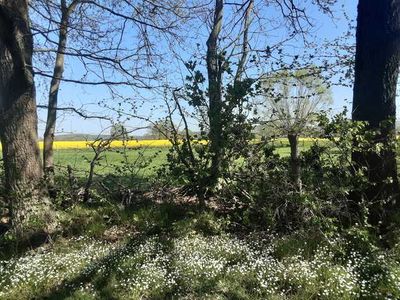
[0,139,318,180]
[54,147,169,177]
[52,140,322,179]
[0,138,338,177]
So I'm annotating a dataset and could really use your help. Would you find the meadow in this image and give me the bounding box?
[50,138,320,176]
[2,194,400,299]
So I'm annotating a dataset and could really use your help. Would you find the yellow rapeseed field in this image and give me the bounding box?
[0,138,324,150]
[0,139,176,150]
[45,138,322,150]
[37,140,174,150]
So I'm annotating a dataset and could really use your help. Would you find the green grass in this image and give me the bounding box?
[0,137,365,178]
[53,147,169,177]
[2,201,400,299]
[52,140,317,177]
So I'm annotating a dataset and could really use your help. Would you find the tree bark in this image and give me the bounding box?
[288,133,302,192]
[207,0,224,187]
[0,1,56,239]
[351,0,400,225]
[231,0,253,118]
[43,0,76,192]
[234,0,253,84]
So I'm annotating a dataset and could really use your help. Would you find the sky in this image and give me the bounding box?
[33,0,362,137]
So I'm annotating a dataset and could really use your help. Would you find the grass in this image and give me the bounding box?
[0,138,320,179]
[1,200,400,299]
[51,138,319,177]
[53,147,168,177]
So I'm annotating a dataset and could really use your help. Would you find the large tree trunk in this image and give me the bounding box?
[43,1,75,192]
[0,1,56,239]
[351,0,400,226]
[207,0,224,187]
[288,133,302,192]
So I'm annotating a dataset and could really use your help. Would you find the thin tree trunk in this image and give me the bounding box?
[234,0,253,84]
[43,0,76,192]
[83,152,99,202]
[232,0,253,118]
[0,1,56,239]
[351,0,400,226]
[288,133,302,192]
[207,0,224,187]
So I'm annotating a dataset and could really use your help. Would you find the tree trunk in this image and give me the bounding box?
[234,0,253,84]
[288,133,302,192]
[351,0,400,225]
[43,1,74,192]
[207,0,224,187]
[0,1,56,239]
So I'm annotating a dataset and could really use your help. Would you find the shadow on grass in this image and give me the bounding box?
[0,171,159,258]
[0,183,253,299]
[42,228,223,299]
[0,188,201,261]
[40,190,228,298]
[42,234,147,299]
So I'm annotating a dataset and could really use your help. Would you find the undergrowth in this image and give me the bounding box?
[1,201,400,300]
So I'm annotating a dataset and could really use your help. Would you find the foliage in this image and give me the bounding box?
[261,68,332,137]
[162,61,259,194]
[223,109,396,234]
[2,113,400,299]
